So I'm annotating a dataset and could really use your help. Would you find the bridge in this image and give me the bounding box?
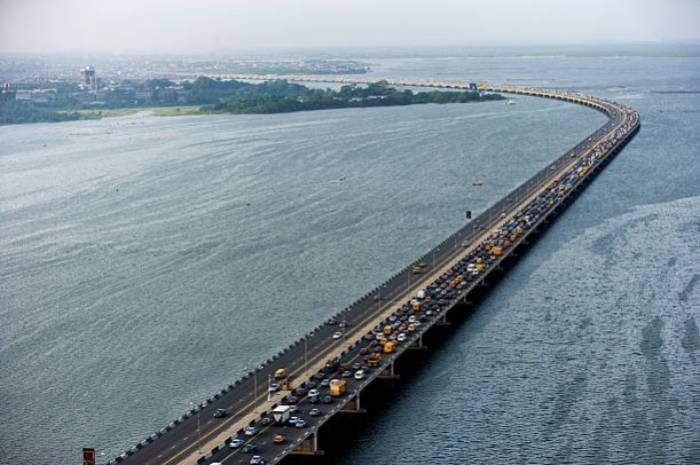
[108,78,640,465]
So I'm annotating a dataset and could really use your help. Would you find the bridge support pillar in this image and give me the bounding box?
[341,394,366,414]
[290,432,324,456]
[408,335,427,351]
[378,361,400,380]
[436,315,451,326]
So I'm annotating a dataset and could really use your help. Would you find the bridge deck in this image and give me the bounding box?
[110,79,639,465]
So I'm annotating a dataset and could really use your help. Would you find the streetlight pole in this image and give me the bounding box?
[267,373,272,402]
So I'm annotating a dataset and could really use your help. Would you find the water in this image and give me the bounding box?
[1,54,699,465]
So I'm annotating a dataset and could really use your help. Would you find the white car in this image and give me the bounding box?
[308,389,319,397]
[229,438,244,449]
[354,370,365,380]
[332,331,343,339]
[397,333,407,342]
[268,383,280,393]
[244,425,258,436]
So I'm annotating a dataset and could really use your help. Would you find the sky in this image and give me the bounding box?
[1,0,699,53]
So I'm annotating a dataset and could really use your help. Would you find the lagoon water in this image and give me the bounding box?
[1,55,699,464]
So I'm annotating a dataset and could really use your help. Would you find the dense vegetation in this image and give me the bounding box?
[1,77,503,125]
[0,100,81,125]
[210,80,503,114]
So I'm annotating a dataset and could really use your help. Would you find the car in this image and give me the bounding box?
[397,333,407,342]
[273,434,285,444]
[294,387,308,397]
[285,395,298,404]
[309,408,321,417]
[309,395,320,404]
[288,416,300,425]
[244,425,258,436]
[341,370,352,378]
[462,240,470,247]
[360,347,370,355]
[354,370,365,380]
[242,443,257,453]
[305,380,317,389]
[320,378,330,387]
[229,438,245,449]
[295,419,307,428]
[311,372,325,381]
[250,456,266,465]
[289,405,298,413]
[308,389,319,397]
[321,395,333,404]
[213,408,227,418]
[260,417,272,426]
[268,383,279,393]
[351,362,361,371]
[332,332,343,339]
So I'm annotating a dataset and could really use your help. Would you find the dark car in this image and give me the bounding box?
[294,387,307,397]
[285,395,299,404]
[213,408,227,418]
[243,443,258,454]
[321,395,333,404]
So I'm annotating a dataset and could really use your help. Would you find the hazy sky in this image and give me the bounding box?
[1,0,699,53]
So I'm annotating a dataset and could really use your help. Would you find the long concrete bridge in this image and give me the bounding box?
[108,77,639,465]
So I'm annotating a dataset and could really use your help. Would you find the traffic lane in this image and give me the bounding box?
[141,315,377,465]
[214,396,345,465]
[214,342,380,465]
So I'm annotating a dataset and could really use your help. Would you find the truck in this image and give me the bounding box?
[329,379,346,397]
[366,352,381,367]
[383,341,395,353]
[383,325,393,336]
[416,289,426,300]
[271,405,291,425]
[410,299,421,311]
[274,368,287,380]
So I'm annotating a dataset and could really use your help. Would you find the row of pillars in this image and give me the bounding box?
[290,313,458,457]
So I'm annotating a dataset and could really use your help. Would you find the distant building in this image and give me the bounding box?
[0,82,15,101]
[80,66,97,91]
[15,88,57,103]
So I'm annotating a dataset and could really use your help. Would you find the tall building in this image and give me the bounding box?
[80,66,96,91]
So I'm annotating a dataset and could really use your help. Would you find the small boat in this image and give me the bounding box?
[506,99,516,105]
[472,180,484,186]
